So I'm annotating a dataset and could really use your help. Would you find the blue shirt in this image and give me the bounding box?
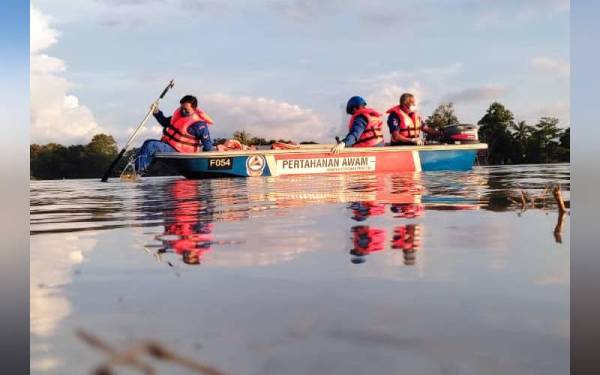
[343,115,384,147]
[387,112,401,133]
[154,110,213,151]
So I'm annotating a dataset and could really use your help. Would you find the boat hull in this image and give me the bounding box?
[155,144,487,179]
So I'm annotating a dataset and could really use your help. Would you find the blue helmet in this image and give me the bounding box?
[346,96,367,114]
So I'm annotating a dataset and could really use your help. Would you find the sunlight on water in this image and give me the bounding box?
[30,164,569,375]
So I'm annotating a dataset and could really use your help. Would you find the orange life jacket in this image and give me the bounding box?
[386,105,421,138]
[161,108,214,153]
[392,224,421,252]
[162,180,213,264]
[351,225,386,255]
[348,107,384,147]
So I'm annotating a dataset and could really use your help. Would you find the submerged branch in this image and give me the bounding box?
[507,184,569,244]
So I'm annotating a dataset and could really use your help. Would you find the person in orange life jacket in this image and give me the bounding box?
[386,93,439,146]
[134,95,214,174]
[331,96,385,154]
[350,201,386,222]
[159,180,214,265]
[350,225,386,264]
[390,203,424,219]
[391,224,422,266]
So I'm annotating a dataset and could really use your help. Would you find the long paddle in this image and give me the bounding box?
[100,79,175,182]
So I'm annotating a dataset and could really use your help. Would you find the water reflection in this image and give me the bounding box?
[30,165,570,270]
[29,165,570,375]
[135,169,567,268]
[154,180,214,265]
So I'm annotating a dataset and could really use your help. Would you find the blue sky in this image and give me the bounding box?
[0,1,29,155]
[30,0,569,145]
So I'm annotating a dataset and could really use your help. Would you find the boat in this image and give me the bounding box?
[154,143,488,179]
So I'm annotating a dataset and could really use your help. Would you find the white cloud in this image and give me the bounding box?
[350,64,460,116]
[365,83,424,114]
[531,57,570,77]
[31,5,103,144]
[30,233,97,371]
[197,93,335,142]
[444,85,509,104]
[516,101,570,127]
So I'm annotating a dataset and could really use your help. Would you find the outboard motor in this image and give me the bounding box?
[441,123,479,144]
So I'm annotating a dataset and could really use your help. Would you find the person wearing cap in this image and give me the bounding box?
[134,95,214,175]
[386,93,439,146]
[331,96,385,154]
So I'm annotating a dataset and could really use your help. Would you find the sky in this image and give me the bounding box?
[30,0,570,146]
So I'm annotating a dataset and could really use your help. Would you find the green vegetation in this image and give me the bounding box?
[476,102,569,164]
[426,102,459,130]
[30,134,174,179]
[30,101,569,179]
[31,134,118,179]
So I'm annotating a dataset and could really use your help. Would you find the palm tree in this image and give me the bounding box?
[511,121,533,145]
[510,120,534,161]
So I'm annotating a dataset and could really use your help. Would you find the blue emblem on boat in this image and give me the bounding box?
[246,155,266,176]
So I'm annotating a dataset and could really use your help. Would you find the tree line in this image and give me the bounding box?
[425,101,569,164]
[30,101,569,179]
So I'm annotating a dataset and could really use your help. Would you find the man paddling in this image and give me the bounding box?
[331,96,385,154]
[386,93,438,146]
[134,95,214,175]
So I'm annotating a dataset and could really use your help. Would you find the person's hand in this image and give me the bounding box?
[413,138,424,146]
[150,100,160,114]
[331,141,346,154]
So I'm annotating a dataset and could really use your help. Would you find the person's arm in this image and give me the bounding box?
[188,122,214,151]
[388,113,416,144]
[342,116,368,147]
[153,110,172,128]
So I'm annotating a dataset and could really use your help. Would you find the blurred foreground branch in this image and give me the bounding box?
[76,329,228,375]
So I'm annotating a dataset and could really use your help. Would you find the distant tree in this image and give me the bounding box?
[557,127,570,162]
[426,102,459,130]
[233,130,252,145]
[510,120,535,162]
[83,134,119,177]
[30,143,68,179]
[526,117,563,163]
[559,127,570,149]
[249,137,269,146]
[478,102,516,164]
[85,134,118,156]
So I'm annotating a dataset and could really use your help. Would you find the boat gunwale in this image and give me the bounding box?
[155,143,488,159]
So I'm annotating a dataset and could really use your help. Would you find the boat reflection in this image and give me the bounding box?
[346,173,426,265]
[144,172,493,268]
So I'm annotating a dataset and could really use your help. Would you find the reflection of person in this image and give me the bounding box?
[391,224,422,266]
[331,96,385,154]
[158,179,214,265]
[390,203,424,219]
[350,225,386,264]
[135,95,214,175]
[350,201,386,221]
[386,93,439,146]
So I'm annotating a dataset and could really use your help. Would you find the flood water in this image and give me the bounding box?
[30,164,570,375]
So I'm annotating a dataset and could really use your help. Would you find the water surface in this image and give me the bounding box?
[30,164,570,375]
